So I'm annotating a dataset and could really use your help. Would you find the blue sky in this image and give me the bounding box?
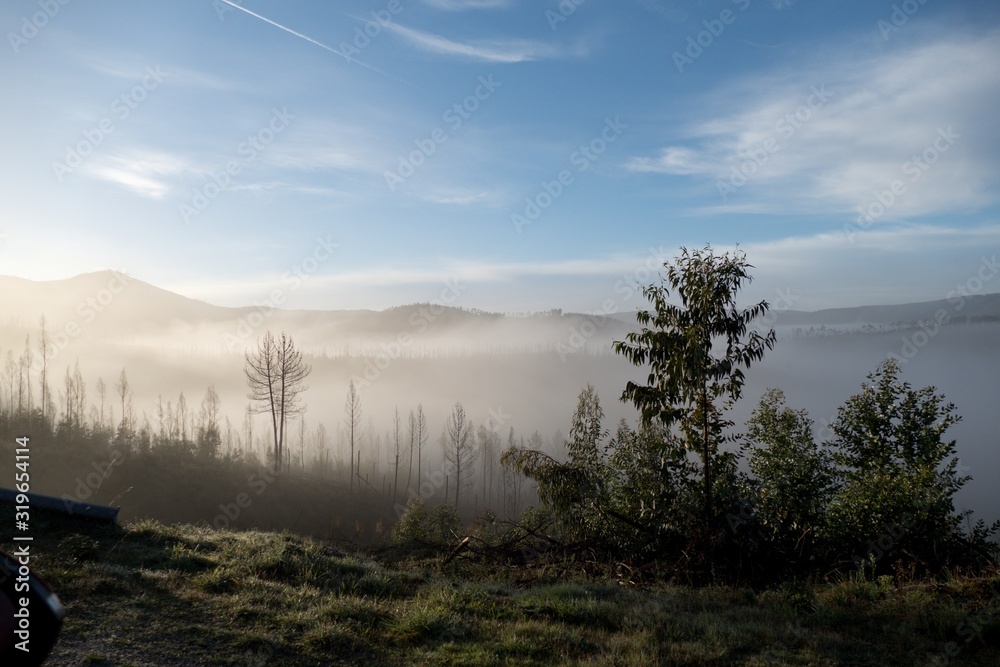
[2,0,999,313]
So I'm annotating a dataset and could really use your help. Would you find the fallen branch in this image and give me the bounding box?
[443,536,471,565]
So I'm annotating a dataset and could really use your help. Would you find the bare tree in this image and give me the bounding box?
[478,424,501,510]
[74,363,85,426]
[38,316,51,421]
[96,378,107,430]
[62,365,78,428]
[315,423,329,474]
[245,331,311,474]
[115,368,133,438]
[177,392,188,443]
[298,416,307,471]
[244,403,254,461]
[392,407,403,505]
[444,402,478,514]
[224,416,233,458]
[19,335,33,415]
[197,385,222,460]
[62,360,86,430]
[415,404,427,492]
[344,379,362,491]
[3,351,15,418]
[503,427,525,519]
[406,409,416,496]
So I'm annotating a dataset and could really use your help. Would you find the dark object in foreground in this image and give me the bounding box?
[0,488,119,525]
[0,550,66,666]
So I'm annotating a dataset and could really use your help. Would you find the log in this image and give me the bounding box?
[0,487,119,524]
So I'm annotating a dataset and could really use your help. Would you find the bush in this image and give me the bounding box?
[392,499,430,544]
[392,500,463,546]
[427,504,462,543]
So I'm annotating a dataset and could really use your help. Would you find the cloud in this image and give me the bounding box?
[85,56,243,92]
[171,224,1000,312]
[229,182,353,199]
[83,151,194,199]
[627,30,1000,219]
[417,188,502,206]
[385,23,585,62]
[626,147,711,175]
[253,119,390,174]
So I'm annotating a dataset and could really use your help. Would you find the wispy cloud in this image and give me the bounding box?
[229,182,353,199]
[260,120,390,174]
[173,225,1000,311]
[417,188,502,206]
[82,55,242,92]
[627,30,1000,219]
[83,151,194,199]
[626,147,711,175]
[386,23,586,62]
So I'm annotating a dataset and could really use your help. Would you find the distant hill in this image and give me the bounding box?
[608,294,1000,329]
[0,272,633,357]
[1,272,998,354]
[774,293,1000,327]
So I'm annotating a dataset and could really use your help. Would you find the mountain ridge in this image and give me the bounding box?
[2,271,999,332]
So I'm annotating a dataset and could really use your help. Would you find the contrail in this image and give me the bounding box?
[218,0,401,82]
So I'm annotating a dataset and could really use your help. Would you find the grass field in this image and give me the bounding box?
[11,511,1000,667]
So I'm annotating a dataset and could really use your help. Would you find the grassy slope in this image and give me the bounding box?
[11,511,1000,667]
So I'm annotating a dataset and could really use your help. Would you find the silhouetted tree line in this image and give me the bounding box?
[0,324,537,538]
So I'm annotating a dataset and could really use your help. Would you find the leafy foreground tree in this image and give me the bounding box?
[822,359,998,574]
[613,245,775,528]
[743,388,836,574]
[505,246,775,581]
[500,385,615,540]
